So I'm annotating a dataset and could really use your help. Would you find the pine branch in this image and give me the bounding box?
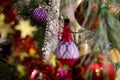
[12,0,48,19]
[0,58,18,80]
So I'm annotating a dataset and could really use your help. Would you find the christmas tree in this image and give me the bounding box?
[0,0,120,80]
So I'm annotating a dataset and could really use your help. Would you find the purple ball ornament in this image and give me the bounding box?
[31,8,48,25]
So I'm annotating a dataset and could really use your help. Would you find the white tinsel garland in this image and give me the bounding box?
[43,0,61,61]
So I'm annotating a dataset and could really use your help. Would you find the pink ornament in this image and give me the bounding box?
[59,68,68,78]
[30,69,38,80]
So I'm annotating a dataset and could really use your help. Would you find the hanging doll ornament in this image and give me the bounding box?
[56,19,80,79]
[56,19,80,67]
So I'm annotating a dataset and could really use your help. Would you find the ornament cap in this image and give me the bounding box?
[64,18,70,23]
[61,19,73,42]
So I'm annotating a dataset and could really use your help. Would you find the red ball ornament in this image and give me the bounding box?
[74,1,99,30]
[72,54,115,80]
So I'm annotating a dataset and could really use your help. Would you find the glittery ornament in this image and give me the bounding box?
[72,54,115,80]
[27,62,61,80]
[31,8,48,25]
[13,35,38,54]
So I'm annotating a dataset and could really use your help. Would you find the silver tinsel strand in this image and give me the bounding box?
[42,0,61,61]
